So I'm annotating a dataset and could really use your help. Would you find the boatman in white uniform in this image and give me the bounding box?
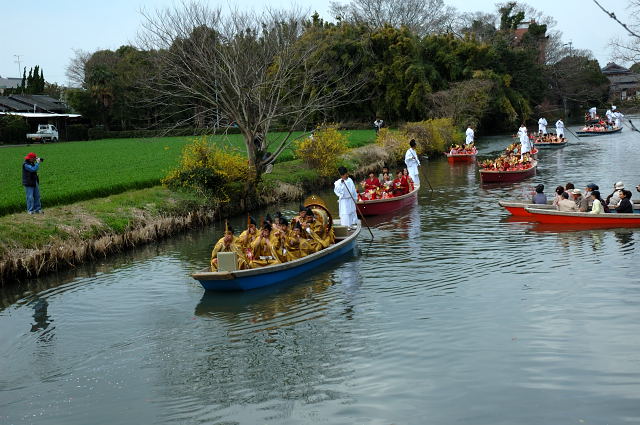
[465,124,474,145]
[589,106,597,119]
[518,123,531,159]
[538,116,548,135]
[555,118,565,138]
[334,166,358,230]
[614,110,624,128]
[404,139,421,187]
[606,108,613,123]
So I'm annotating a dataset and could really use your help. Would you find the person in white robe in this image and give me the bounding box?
[614,111,624,128]
[605,109,613,123]
[334,166,358,229]
[555,118,564,137]
[589,107,597,119]
[465,125,474,145]
[518,124,531,159]
[538,117,547,134]
[404,139,421,186]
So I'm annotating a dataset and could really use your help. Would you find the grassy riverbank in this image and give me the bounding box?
[0,130,376,216]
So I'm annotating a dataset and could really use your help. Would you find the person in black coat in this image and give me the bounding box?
[616,190,633,213]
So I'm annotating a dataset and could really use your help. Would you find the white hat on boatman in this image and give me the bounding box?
[612,105,617,110]
[615,181,624,190]
[571,188,583,196]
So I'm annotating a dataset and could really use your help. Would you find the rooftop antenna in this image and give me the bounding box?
[13,54,22,77]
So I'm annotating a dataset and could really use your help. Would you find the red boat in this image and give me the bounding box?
[446,148,477,162]
[523,207,640,228]
[479,161,537,184]
[356,186,419,216]
[498,200,554,216]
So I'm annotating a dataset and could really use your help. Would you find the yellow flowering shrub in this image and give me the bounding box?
[375,128,406,163]
[401,118,463,154]
[162,137,252,201]
[295,125,348,177]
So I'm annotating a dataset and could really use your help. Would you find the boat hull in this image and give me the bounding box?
[524,208,640,227]
[479,161,537,184]
[576,127,622,136]
[498,200,554,216]
[534,140,567,148]
[446,149,477,162]
[356,186,418,216]
[193,224,361,291]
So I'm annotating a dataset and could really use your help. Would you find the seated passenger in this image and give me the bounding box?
[552,185,565,207]
[210,225,248,271]
[616,190,633,213]
[557,192,577,212]
[271,217,291,263]
[403,168,415,191]
[589,190,607,214]
[248,223,281,268]
[571,189,589,212]
[532,184,547,204]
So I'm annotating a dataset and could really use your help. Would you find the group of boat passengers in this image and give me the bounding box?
[358,166,416,200]
[210,207,336,271]
[530,181,638,214]
[587,106,625,128]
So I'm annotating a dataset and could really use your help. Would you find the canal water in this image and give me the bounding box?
[2,124,640,424]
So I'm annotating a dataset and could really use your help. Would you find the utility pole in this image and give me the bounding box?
[13,54,22,77]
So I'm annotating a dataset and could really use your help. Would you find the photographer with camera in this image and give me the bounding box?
[22,152,44,214]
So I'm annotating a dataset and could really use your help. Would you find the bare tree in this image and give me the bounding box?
[330,0,458,36]
[65,49,92,88]
[593,0,640,62]
[137,2,363,179]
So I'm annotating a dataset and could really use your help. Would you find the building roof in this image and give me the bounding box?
[0,95,68,112]
[602,62,632,75]
[0,112,81,118]
[0,77,21,89]
[0,97,31,111]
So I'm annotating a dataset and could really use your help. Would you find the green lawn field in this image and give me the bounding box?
[0,130,376,216]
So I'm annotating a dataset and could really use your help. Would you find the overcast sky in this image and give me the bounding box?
[0,0,634,85]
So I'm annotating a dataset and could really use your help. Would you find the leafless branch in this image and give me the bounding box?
[137,1,366,175]
[593,0,640,39]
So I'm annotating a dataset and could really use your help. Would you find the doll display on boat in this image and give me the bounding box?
[478,142,537,184]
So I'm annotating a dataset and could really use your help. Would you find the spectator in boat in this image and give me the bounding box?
[210,225,248,271]
[403,168,415,191]
[465,124,475,145]
[616,190,633,213]
[584,183,599,209]
[552,185,565,207]
[334,166,358,230]
[532,184,547,204]
[557,192,577,212]
[571,189,589,212]
[555,118,565,138]
[538,117,548,135]
[589,191,609,214]
[606,181,625,207]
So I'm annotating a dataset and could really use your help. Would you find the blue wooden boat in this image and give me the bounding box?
[534,139,568,148]
[192,222,361,291]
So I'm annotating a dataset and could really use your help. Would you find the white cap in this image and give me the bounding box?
[615,181,624,190]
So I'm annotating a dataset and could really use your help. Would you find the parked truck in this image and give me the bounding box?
[27,124,59,143]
